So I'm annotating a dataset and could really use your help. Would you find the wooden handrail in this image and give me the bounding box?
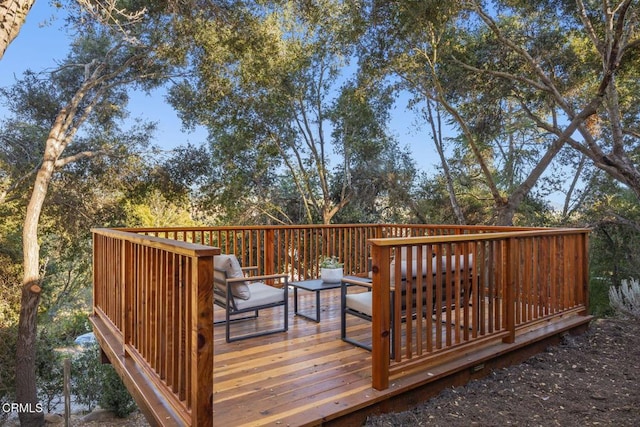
[121,224,549,282]
[368,228,590,390]
[368,227,591,246]
[91,228,219,426]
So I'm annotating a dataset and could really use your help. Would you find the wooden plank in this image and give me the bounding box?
[208,289,592,427]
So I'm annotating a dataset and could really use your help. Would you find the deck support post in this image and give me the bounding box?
[371,244,392,391]
[190,253,216,426]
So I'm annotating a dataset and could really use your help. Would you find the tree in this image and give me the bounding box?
[1,4,171,424]
[0,0,149,62]
[0,0,35,61]
[359,1,566,224]
[169,1,409,225]
[450,0,640,219]
[456,0,639,220]
[357,0,639,225]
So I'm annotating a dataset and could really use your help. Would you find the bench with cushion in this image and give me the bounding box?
[341,248,474,351]
[214,254,289,342]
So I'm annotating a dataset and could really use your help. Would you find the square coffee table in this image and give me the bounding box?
[290,276,370,322]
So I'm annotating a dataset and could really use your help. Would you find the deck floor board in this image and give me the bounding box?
[205,288,589,426]
[213,289,378,426]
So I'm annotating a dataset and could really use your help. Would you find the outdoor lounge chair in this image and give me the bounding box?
[341,250,474,351]
[340,277,378,351]
[213,254,289,342]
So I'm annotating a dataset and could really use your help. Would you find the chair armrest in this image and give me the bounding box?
[227,273,289,284]
[341,277,372,289]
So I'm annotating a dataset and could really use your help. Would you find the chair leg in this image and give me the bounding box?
[220,304,288,343]
[341,308,373,351]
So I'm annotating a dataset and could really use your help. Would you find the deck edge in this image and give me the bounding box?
[318,314,594,427]
[90,315,187,427]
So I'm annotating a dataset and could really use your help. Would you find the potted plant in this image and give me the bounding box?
[320,256,343,283]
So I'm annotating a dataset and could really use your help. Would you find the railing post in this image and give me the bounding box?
[503,237,516,344]
[265,229,275,277]
[190,250,218,427]
[371,244,391,391]
[581,231,590,313]
[123,239,133,355]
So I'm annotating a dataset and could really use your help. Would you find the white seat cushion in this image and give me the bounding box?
[234,283,285,310]
[345,292,372,317]
[391,252,474,278]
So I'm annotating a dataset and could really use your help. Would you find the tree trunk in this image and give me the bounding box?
[495,201,516,226]
[0,0,35,61]
[15,288,42,426]
[424,99,466,225]
[15,139,60,426]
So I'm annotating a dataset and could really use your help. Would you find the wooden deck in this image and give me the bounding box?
[91,224,592,426]
[211,288,591,426]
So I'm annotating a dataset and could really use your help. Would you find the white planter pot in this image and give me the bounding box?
[321,268,343,284]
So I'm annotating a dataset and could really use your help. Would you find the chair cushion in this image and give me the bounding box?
[345,292,373,317]
[234,283,284,310]
[391,253,474,278]
[439,253,474,272]
[214,254,251,300]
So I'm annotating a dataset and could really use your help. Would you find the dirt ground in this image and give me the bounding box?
[365,317,640,427]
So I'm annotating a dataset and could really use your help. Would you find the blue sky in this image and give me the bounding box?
[0,2,207,151]
[0,2,437,169]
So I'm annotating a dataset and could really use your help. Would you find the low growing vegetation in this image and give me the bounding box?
[609,278,640,320]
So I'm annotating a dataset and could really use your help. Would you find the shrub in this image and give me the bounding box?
[71,343,103,410]
[49,310,92,346]
[72,343,136,417]
[590,277,616,317]
[100,367,137,418]
[36,331,64,412]
[609,278,640,319]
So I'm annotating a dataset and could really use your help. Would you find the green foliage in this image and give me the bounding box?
[0,254,21,328]
[36,332,64,412]
[71,344,103,410]
[45,310,93,346]
[589,277,614,318]
[168,1,414,225]
[100,367,137,418]
[577,183,640,316]
[585,189,640,283]
[320,256,343,269]
[1,327,72,417]
[72,343,137,417]
[124,189,197,227]
[0,326,17,423]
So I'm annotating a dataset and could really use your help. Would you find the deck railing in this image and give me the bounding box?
[368,228,590,390]
[121,224,535,280]
[91,228,218,426]
[91,224,589,425]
